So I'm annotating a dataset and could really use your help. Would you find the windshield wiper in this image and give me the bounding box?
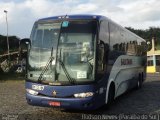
[57,49,76,84]
[55,20,76,84]
[38,47,54,83]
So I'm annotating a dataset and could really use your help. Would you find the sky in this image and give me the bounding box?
[0,0,160,38]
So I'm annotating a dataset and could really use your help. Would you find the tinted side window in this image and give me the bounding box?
[109,23,125,53]
[99,21,109,44]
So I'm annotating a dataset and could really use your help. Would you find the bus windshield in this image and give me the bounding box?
[27,20,97,84]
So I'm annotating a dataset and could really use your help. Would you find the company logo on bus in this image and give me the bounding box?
[121,59,132,65]
[52,91,57,97]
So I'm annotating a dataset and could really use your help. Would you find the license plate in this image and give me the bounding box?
[49,101,61,106]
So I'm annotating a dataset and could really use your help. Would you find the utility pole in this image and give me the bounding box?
[4,10,10,67]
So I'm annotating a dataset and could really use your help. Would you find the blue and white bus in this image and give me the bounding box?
[24,15,147,110]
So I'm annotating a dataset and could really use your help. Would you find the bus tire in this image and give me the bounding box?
[136,74,142,89]
[107,83,115,105]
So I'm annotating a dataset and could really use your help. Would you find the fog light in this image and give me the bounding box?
[74,92,94,98]
[26,89,38,95]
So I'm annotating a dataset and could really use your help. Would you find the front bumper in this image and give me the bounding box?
[26,93,97,110]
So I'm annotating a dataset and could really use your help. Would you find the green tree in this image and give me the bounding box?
[0,35,20,54]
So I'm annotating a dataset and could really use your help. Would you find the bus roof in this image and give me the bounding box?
[38,15,104,21]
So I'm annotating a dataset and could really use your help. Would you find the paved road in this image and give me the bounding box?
[0,74,160,120]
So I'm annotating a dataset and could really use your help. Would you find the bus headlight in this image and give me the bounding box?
[26,89,38,95]
[74,92,94,98]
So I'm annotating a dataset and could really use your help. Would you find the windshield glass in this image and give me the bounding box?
[28,22,61,81]
[56,20,97,83]
[27,20,97,84]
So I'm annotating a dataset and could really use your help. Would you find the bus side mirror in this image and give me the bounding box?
[19,38,31,61]
[20,38,31,47]
[20,38,31,50]
[19,38,31,75]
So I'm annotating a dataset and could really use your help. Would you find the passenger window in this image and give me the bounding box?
[99,21,109,44]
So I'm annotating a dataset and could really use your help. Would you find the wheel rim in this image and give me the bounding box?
[137,80,140,87]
